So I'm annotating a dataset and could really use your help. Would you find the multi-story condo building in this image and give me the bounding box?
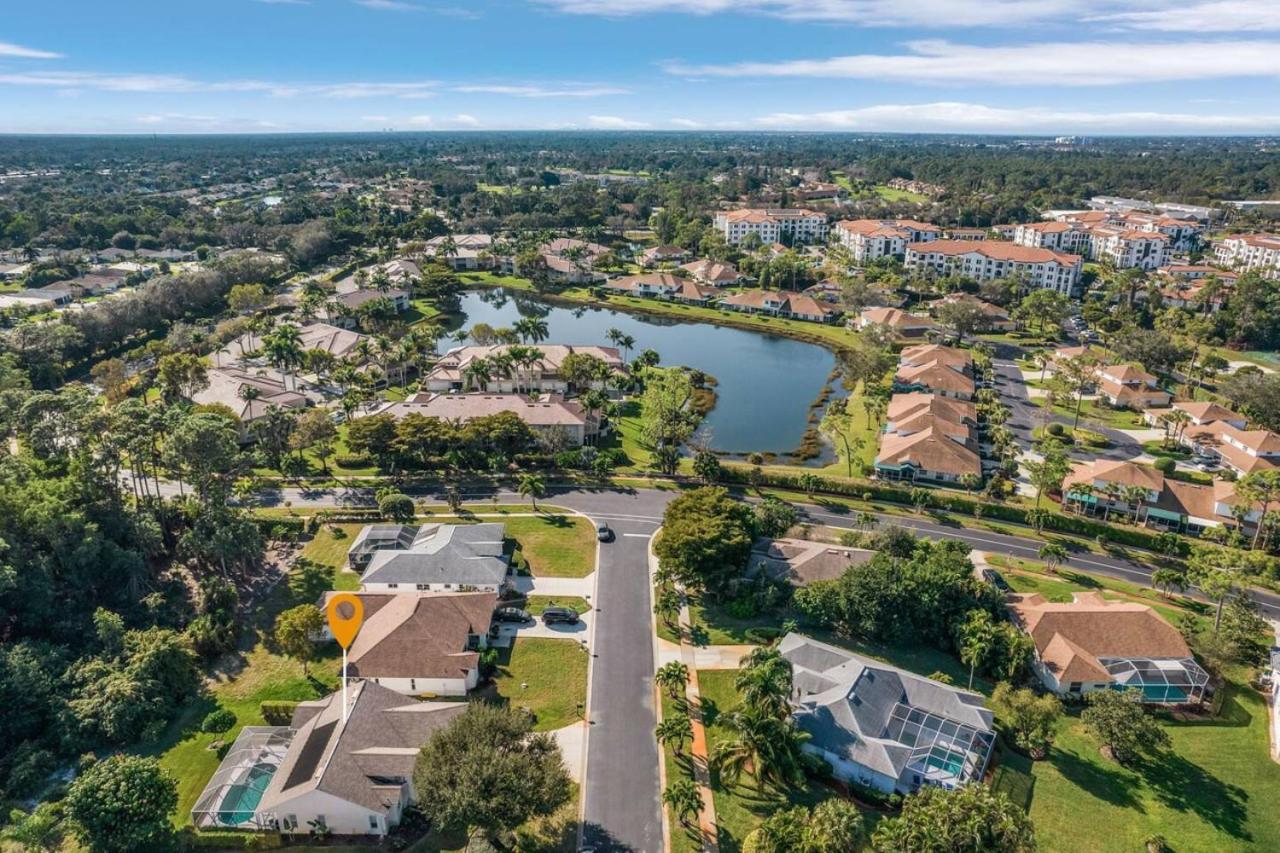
[1088,226,1169,271]
[905,240,1083,295]
[1213,234,1280,277]
[834,218,941,262]
[714,208,829,245]
[1013,222,1090,254]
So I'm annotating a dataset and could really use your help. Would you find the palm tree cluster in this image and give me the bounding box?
[712,647,810,792]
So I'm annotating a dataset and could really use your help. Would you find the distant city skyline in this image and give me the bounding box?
[3,0,1280,134]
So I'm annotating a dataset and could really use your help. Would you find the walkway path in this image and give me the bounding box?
[674,593,720,853]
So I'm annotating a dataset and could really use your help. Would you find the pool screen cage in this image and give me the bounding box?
[884,702,995,788]
[1101,657,1211,704]
[192,726,295,830]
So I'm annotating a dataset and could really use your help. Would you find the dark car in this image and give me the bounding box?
[981,568,1011,592]
[541,606,581,625]
[493,607,533,624]
[596,523,614,542]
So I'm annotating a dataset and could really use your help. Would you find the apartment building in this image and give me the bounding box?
[1213,234,1280,278]
[714,208,829,246]
[1013,222,1089,254]
[1017,210,1198,268]
[905,240,1082,295]
[1096,364,1171,411]
[1088,226,1168,271]
[834,218,941,262]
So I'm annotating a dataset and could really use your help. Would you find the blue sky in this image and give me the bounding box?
[2,0,1280,134]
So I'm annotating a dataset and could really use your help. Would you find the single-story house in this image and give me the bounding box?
[1061,458,1261,533]
[605,273,716,305]
[1008,592,1210,704]
[423,344,623,394]
[347,522,510,593]
[191,368,309,434]
[1183,421,1280,477]
[720,289,840,323]
[365,392,600,446]
[893,345,975,400]
[679,258,742,286]
[318,591,497,696]
[192,681,467,835]
[932,294,1013,331]
[425,234,493,270]
[780,633,996,794]
[1143,400,1247,432]
[855,307,937,337]
[640,245,691,267]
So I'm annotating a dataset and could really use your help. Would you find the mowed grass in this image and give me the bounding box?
[524,595,591,615]
[141,562,344,828]
[504,514,596,578]
[295,513,596,579]
[696,670,863,853]
[490,638,588,732]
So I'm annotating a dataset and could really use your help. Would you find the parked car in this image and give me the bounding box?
[596,523,614,542]
[542,606,581,625]
[493,607,533,624]
[981,568,1011,592]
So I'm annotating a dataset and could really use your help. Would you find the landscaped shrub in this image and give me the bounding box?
[334,453,372,469]
[744,626,782,644]
[725,596,760,620]
[260,701,299,726]
[1047,422,1065,436]
[200,709,236,734]
[1153,457,1176,475]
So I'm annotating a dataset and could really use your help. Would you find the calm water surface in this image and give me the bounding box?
[443,289,842,459]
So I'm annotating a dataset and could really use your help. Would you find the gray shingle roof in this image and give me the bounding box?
[357,523,509,587]
[779,633,995,789]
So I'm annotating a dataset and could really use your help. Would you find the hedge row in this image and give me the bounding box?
[720,466,1190,557]
[260,701,299,726]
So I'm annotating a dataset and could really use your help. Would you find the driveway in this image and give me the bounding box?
[490,612,592,645]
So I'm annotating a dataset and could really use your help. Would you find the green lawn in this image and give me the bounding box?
[489,638,588,732]
[299,522,363,588]
[1144,439,1191,460]
[814,383,880,480]
[1032,397,1148,430]
[504,514,596,578]
[524,595,591,615]
[872,184,930,203]
[141,561,344,828]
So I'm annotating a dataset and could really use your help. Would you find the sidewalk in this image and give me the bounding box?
[657,637,754,670]
[676,595,720,853]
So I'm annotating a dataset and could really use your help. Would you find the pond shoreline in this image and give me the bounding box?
[457,276,859,355]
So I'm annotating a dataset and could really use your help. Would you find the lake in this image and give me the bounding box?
[441,288,843,461]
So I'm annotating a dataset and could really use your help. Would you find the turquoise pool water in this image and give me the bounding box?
[217,764,274,826]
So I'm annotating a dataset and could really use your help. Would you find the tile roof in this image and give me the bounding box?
[859,307,936,330]
[877,423,981,477]
[1064,459,1165,493]
[910,240,1081,266]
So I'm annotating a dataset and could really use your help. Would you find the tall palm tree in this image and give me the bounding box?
[958,610,996,690]
[735,647,793,719]
[462,357,492,392]
[656,661,689,699]
[662,779,703,830]
[713,708,810,793]
[1039,542,1068,574]
[518,472,545,510]
[656,713,694,758]
[264,324,304,390]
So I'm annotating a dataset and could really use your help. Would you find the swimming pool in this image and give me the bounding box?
[216,763,275,826]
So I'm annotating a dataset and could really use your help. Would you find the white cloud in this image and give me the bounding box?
[0,41,62,59]
[138,113,219,125]
[451,113,481,126]
[536,0,1080,27]
[669,118,702,127]
[361,114,392,122]
[1088,1,1280,32]
[666,39,1280,85]
[588,114,650,128]
[0,70,441,98]
[451,84,628,97]
[753,101,1280,133]
[407,115,434,125]
[354,0,422,10]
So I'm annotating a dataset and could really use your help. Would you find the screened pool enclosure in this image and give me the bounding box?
[192,726,295,830]
[1102,656,1211,704]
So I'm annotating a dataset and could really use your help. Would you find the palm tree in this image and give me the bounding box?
[799,472,821,498]
[619,333,637,362]
[513,316,550,344]
[656,661,689,699]
[462,357,492,392]
[264,324,304,390]
[662,779,703,830]
[518,473,545,510]
[654,585,682,632]
[1039,542,1068,574]
[656,713,694,758]
[713,708,810,792]
[735,647,793,719]
[1152,567,1187,598]
[958,610,996,690]
[1122,484,1150,525]
[606,327,625,350]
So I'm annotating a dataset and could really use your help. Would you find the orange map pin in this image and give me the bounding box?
[327,593,364,649]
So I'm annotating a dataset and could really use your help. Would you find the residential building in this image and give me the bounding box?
[944,227,988,242]
[893,344,975,400]
[855,307,937,337]
[1143,400,1247,431]
[1088,226,1168,271]
[346,522,510,593]
[1152,266,1236,312]
[1096,364,1171,410]
[932,293,1013,331]
[1061,459,1260,533]
[605,273,715,304]
[425,234,494,270]
[191,368,308,432]
[215,322,370,369]
[833,219,941,262]
[322,287,411,329]
[1012,221,1089,254]
[1009,593,1210,704]
[720,289,840,322]
[423,344,623,394]
[779,633,995,794]
[365,392,601,446]
[875,393,981,484]
[713,208,829,246]
[904,241,1082,295]
[1212,233,1280,277]
[1183,421,1280,476]
[318,591,496,696]
[192,682,467,835]
[679,258,742,286]
[639,245,691,267]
